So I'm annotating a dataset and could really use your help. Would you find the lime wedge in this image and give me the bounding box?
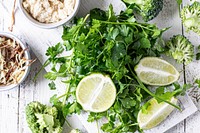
[135,57,180,86]
[138,97,178,130]
[76,73,116,112]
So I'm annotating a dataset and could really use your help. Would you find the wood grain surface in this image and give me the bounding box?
[0,0,200,133]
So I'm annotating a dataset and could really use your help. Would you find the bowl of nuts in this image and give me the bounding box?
[0,32,31,91]
[18,0,80,28]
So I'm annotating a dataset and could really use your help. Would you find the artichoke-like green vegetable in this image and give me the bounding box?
[166,35,194,65]
[25,101,62,133]
[181,1,200,35]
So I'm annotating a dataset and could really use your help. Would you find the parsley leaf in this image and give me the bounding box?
[195,79,200,88]
[44,72,58,80]
[46,43,64,58]
[48,81,56,90]
[196,45,200,60]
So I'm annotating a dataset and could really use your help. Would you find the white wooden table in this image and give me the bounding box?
[0,0,200,133]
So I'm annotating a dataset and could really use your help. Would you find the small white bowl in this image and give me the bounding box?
[0,32,31,91]
[18,0,80,29]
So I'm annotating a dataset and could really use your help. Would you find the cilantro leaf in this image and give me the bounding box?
[139,38,151,49]
[141,101,151,114]
[48,81,56,90]
[155,86,165,95]
[101,122,114,132]
[44,72,58,80]
[63,102,82,116]
[87,112,107,122]
[173,83,192,96]
[195,79,200,88]
[46,43,64,58]
[90,8,107,21]
[120,98,136,108]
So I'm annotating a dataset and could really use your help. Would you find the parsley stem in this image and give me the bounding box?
[56,93,68,100]
[58,84,72,129]
[33,59,50,81]
[73,14,90,39]
[65,119,72,128]
[129,123,138,127]
[100,21,155,31]
[136,77,181,110]
[128,64,182,111]
[84,14,90,22]
[62,83,70,105]
[96,120,100,133]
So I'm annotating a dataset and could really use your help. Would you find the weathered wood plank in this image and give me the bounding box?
[181,1,200,133]
[0,1,20,133]
[14,0,196,132]
[0,0,199,133]
[0,88,19,133]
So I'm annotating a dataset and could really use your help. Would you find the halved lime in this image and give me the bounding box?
[76,73,116,112]
[135,57,180,86]
[138,97,178,130]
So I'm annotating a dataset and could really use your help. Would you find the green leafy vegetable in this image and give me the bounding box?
[46,43,64,58]
[181,1,200,35]
[48,81,56,90]
[195,79,200,88]
[141,101,151,114]
[25,101,63,133]
[42,5,188,133]
[165,35,194,65]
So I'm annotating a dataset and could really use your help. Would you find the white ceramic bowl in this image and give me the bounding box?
[0,32,31,91]
[18,0,80,29]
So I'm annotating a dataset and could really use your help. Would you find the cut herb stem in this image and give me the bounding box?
[56,93,68,100]
[100,21,156,31]
[65,119,72,128]
[34,59,50,81]
[96,120,100,133]
[129,123,138,127]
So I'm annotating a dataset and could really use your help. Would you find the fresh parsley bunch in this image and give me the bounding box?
[43,5,189,133]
